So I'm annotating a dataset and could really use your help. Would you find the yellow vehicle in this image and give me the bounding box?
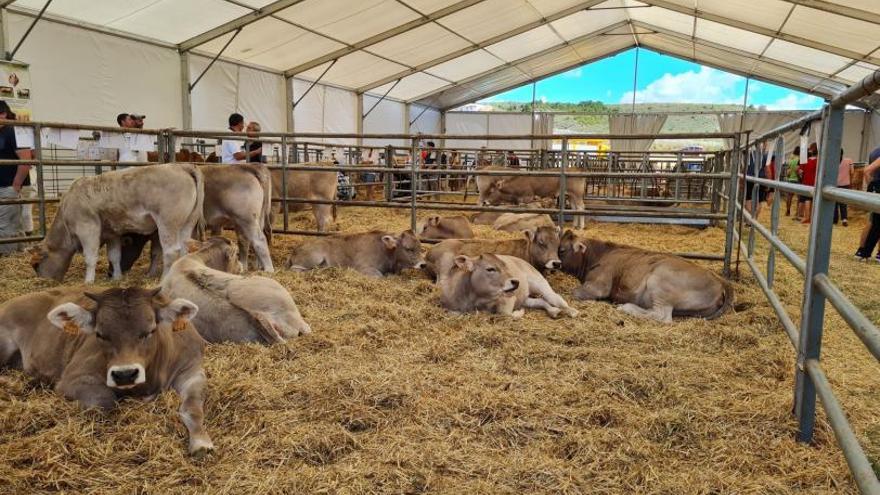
[551,138,610,155]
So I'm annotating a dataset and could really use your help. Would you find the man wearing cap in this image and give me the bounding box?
[0,100,32,254]
[222,113,261,164]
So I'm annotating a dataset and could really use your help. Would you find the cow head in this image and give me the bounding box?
[524,226,562,271]
[482,180,512,206]
[382,230,424,272]
[558,229,588,273]
[417,216,442,237]
[47,288,198,390]
[454,254,519,297]
[189,237,243,274]
[28,243,73,282]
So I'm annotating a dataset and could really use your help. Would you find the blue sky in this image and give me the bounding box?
[481,48,823,110]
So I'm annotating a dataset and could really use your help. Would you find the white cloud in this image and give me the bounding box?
[562,68,583,79]
[620,67,742,104]
[540,95,547,103]
[762,92,822,110]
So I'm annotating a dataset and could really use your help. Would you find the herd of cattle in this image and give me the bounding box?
[0,162,733,456]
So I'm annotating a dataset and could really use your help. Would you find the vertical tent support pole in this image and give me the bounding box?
[410,137,419,232]
[559,137,568,227]
[723,135,740,278]
[281,135,289,231]
[180,51,193,133]
[768,136,784,288]
[795,104,844,443]
[439,110,447,151]
[385,144,394,202]
[33,123,46,238]
[285,76,294,133]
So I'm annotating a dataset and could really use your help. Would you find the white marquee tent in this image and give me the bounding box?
[0,0,878,149]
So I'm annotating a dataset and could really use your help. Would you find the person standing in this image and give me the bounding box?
[221,113,260,164]
[799,143,819,225]
[783,146,800,217]
[744,145,768,218]
[0,100,32,254]
[834,149,853,226]
[855,146,880,261]
[115,112,138,164]
[245,121,263,163]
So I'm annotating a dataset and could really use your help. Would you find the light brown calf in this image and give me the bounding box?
[285,230,424,278]
[271,162,338,232]
[418,215,474,240]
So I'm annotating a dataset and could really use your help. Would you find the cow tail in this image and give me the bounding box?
[253,165,274,245]
[705,279,735,320]
[186,164,207,241]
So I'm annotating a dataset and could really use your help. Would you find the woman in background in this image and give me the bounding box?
[834,148,853,226]
[783,146,801,217]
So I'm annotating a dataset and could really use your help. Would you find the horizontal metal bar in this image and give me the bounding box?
[746,176,815,198]
[0,197,58,206]
[822,186,880,213]
[270,164,730,179]
[813,273,880,363]
[0,235,42,245]
[0,118,160,135]
[169,130,742,140]
[733,231,799,349]
[804,359,880,495]
[742,209,807,275]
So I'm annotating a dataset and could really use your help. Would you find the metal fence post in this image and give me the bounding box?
[794,104,844,443]
[165,130,175,163]
[280,135,289,231]
[767,136,784,288]
[33,123,47,238]
[559,137,568,227]
[410,138,419,232]
[723,137,740,277]
[385,145,393,202]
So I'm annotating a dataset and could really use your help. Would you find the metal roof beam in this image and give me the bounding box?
[409,21,630,105]
[356,0,608,94]
[282,0,486,78]
[638,0,880,66]
[178,0,307,52]
[777,0,880,25]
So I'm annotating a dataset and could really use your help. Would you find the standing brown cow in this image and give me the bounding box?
[271,163,338,232]
[0,286,213,456]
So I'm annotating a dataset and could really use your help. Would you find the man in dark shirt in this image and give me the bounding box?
[855,145,880,261]
[0,100,32,254]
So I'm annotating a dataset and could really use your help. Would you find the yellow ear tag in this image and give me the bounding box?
[172,318,187,332]
[63,321,80,336]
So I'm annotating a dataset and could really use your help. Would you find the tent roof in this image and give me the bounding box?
[6,0,879,109]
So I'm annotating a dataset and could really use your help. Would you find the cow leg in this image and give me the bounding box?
[355,266,385,278]
[313,205,333,232]
[173,370,214,457]
[147,236,163,278]
[524,297,561,318]
[107,237,123,281]
[156,225,185,278]
[617,302,674,323]
[79,234,101,284]
[571,273,612,301]
[233,226,251,272]
[494,297,523,319]
[525,274,579,317]
[57,376,116,410]
[241,222,274,273]
[571,195,586,229]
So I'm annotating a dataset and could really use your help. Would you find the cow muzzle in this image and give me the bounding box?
[107,364,146,389]
[545,260,562,270]
[503,279,520,293]
[415,260,427,270]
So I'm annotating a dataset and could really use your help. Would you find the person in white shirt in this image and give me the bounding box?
[221,113,261,164]
[115,113,138,164]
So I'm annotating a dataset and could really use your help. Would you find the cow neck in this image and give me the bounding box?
[44,213,76,251]
[577,239,616,281]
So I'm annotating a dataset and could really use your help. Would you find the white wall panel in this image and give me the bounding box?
[363,95,405,147]
[410,105,441,135]
[7,12,182,127]
[446,113,488,149]
[292,79,357,144]
[488,113,532,150]
[236,65,285,132]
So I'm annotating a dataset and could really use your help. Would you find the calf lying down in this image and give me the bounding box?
[285,230,424,277]
[418,215,474,240]
[162,237,311,344]
[559,230,733,322]
[0,286,212,456]
[439,253,578,319]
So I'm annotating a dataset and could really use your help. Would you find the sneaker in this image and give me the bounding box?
[875,254,880,264]
[842,219,848,226]
[854,249,868,261]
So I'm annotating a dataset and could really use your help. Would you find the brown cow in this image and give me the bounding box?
[558,230,733,322]
[418,215,474,240]
[146,149,204,163]
[426,226,562,282]
[271,163,337,232]
[0,286,212,456]
[162,237,310,344]
[285,230,424,278]
[483,175,587,229]
[438,253,578,319]
[29,163,205,283]
[492,213,555,232]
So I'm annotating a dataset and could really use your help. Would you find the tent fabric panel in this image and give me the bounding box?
[322,85,357,145]
[298,52,409,89]
[237,65,286,132]
[550,8,628,41]
[404,0,466,14]
[425,50,506,81]
[528,0,607,17]
[108,0,250,44]
[694,19,773,55]
[292,78,326,136]
[437,0,542,43]
[485,25,565,63]
[837,63,880,85]
[763,39,852,75]
[275,0,419,45]
[820,0,880,14]
[842,111,866,163]
[409,105,442,135]
[782,6,880,55]
[196,18,345,71]
[659,0,793,30]
[363,95,406,147]
[515,46,582,77]
[189,55,238,131]
[609,114,668,152]
[487,113,532,150]
[371,72,451,102]
[628,6,696,35]
[6,11,182,127]
[445,113,488,148]
[368,23,471,68]
[10,0,160,26]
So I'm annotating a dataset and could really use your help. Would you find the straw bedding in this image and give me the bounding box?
[0,202,876,494]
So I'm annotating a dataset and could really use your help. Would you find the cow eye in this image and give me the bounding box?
[486,267,497,273]
[95,333,108,341]
[140,329,155,340]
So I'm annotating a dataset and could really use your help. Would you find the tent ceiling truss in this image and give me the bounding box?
[2,0,878,110]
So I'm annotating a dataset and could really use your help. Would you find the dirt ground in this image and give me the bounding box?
[0,200,877,494]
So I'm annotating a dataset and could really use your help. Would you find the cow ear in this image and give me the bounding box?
[185,239,203,253]
[48,303,95,336]
[523,228,537,242]
[428,216,440,226]
[574,241,587,254]
[159,298,199,332]
[454,255,474,272]
[381,235,399,250]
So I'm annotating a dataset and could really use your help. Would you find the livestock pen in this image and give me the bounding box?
[0,84,878,492]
